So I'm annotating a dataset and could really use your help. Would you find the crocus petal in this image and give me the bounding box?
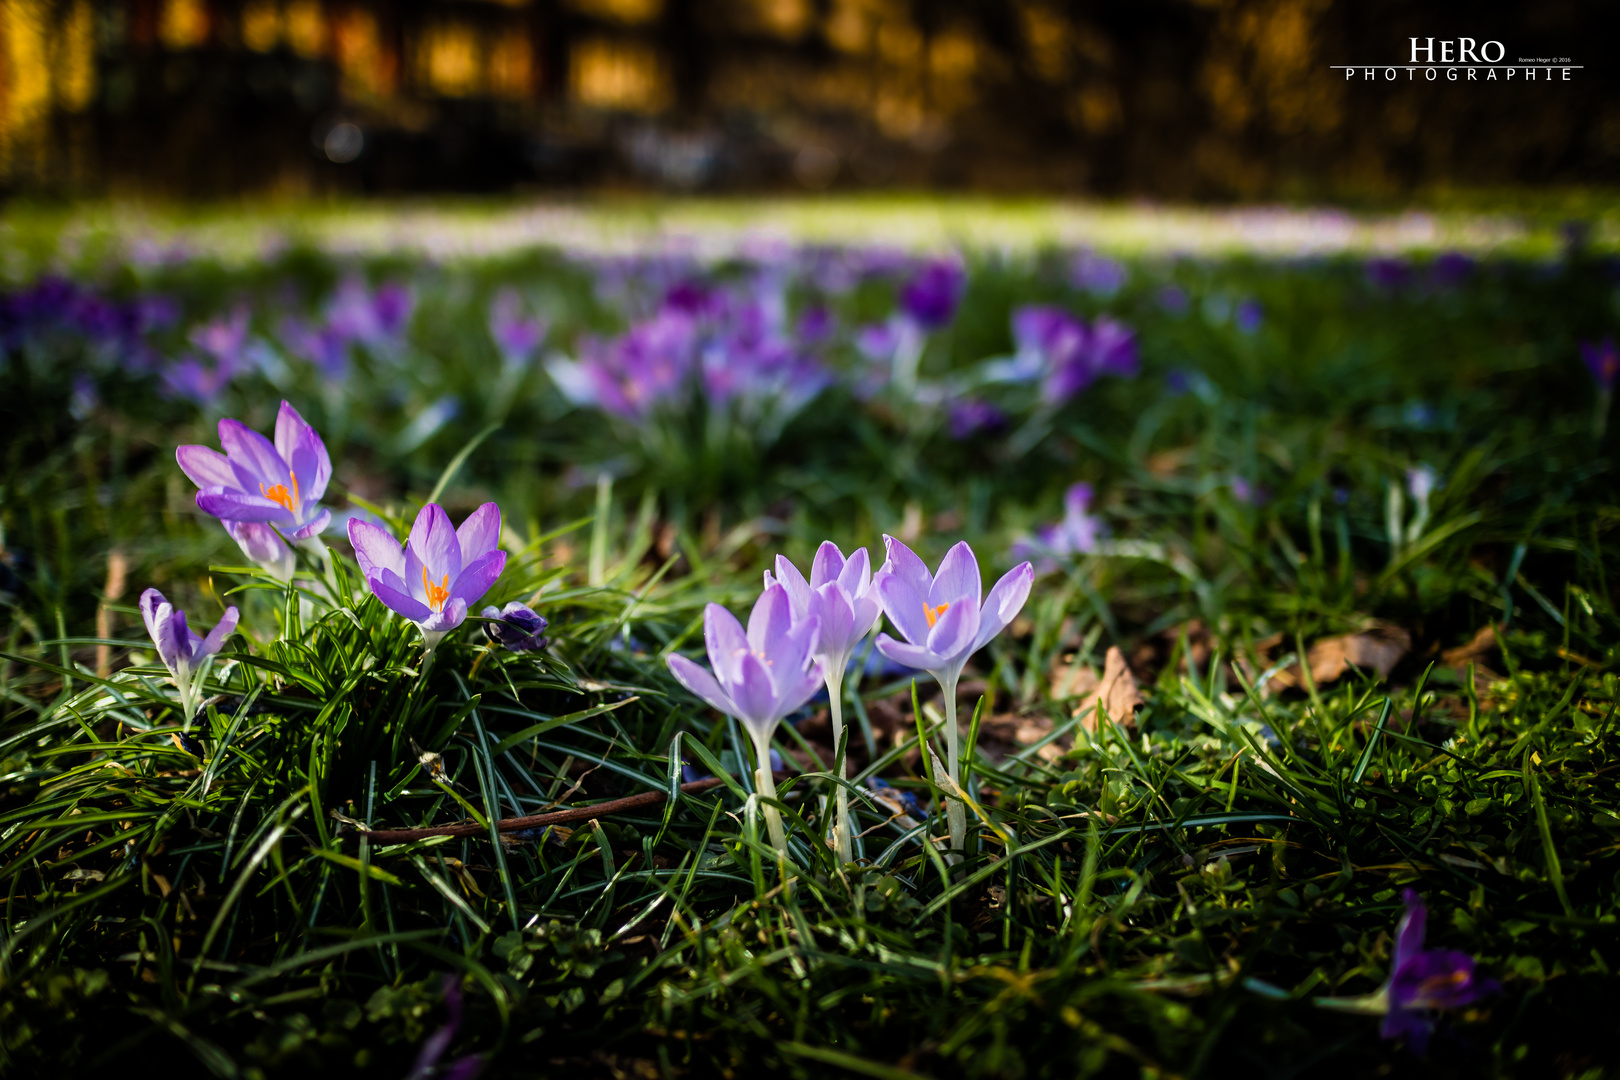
[770,556,812,621]
[746,584,794,656]
[971,562,1034,652]
[851,592,884,640]
[930,541,981,608]
[925,594,979,662]
[197,606,240,659]
[666,654,739,718]
[809,541,845,589]
[450,550,506,607]
[1379,1009,1432,1055]
[880,535,933,602]
[157,606,194,677]
[775,615,820,696]
[419,598,468,634]
[348,519,405,579]
[175,445,238,490]
[218,418,290,489]
[836,545,871,598]
[455,503,502,563]
[196,489,292,524]
[873,633,937,672]
[777,662,826,719]
[277,401,332,504]
[139,588,168,644]
[811,583,856,662]
[408,503,463,583]
[287,507,332,541]
[875,572,931,646]
[1394,889,1427,968]
[369,574,433,622]
[730,651,779,735]
[703,603,750,686]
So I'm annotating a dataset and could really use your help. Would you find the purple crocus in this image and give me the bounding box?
[765,543,884,862]
[899,259,966,330]
[225,520,296,581]
[481,601,549,652]
[1581,338,1618,392]
[1012,482,1103,571]
[1380,890,1497,1053]
[407,976,483,1080]
[190,306,252,371]
[348,503,507,650]
[947,399,1007,439]
[140,587,239,727]
[665,585,823,863]
[873,537,1032,853]
[176,400,333,541]
[488,288,548,370]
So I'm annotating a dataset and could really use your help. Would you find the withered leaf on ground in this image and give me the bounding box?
[1078,646,1143,731]
[1277,624,1411,688]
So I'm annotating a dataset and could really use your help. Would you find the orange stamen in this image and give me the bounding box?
[423,567,451,612]
[924,601,950,628]
[260,471,300,514]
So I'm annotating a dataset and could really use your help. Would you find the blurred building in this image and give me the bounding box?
[0,0,1613,197]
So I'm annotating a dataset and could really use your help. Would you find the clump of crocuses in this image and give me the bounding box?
[766,542,883,863]
[140,588,238,730]
[349,503,507,651]
[873,537,1032,854]
[665,584,822,869]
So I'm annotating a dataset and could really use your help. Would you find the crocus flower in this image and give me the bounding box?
[665,585,822,864]
[348,503,507,650]
[1070,250,1126,298]
[1012,482,1103,571]
[873,537,1032,852]
[406,976,484,1080]
[190,305,252,371]
[176,400,333,540]
[766,543,883,862]
[947,399,1007,439]
[488,288,548,370]
[1581,338,1618,392]
[899,259,965,330]
[481,601,549,652]
[1380,890,1497,1053]
[140,587,239,728]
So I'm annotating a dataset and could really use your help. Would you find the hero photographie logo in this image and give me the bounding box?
[1333,38,1580,82]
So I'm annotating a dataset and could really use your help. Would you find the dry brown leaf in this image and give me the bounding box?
[1077,646,1143,731]
[1442,625,1498,669]
[1283,624,1411,687]
[1049,653,1100,702]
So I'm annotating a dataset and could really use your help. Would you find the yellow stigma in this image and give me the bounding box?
[924,601,950,628]
[261,471,300,514]
[423,566,451,612]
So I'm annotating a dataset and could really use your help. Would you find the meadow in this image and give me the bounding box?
[0,200,1615,1079]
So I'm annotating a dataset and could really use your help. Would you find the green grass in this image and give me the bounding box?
[0,223,1617,1079]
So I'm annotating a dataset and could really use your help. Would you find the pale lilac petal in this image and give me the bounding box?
[272,399,304,464]
[777,662,826,718]
[175,445,237,490]
[369,574,433,622]
[276,401,331,504]
[666,654,738,717]
[419,598,468,633]
[880,534,933,601]
[139,588,167,644]
[746,584,794,656]
[348,519,405,579]
[196,489,291,524]
[455,503,502,562]
[730,651,779,734]
[775,615,820,696]
[851,593,883,639]
[925,595,979,662]
[408,504,462,582]
[810,583,856,661]
[217,417,288,488]
[873,633,938,672]
[809,541,845,589]
[930,541,981,608]
[287,507,331,541]
[837,545,871,598]
[875,572,930,646]
[227,521,291,568]
[770,556,812,620]
[971,562,1033,652]
[703,603,749,686]
[450,550,506,606]
[198,606,240,658]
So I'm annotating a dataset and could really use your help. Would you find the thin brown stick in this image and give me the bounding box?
[359,774,759,845]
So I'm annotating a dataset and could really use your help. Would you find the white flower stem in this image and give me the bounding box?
[826,671,853,865]
[751,727,789,869]
[942,676,967,856]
